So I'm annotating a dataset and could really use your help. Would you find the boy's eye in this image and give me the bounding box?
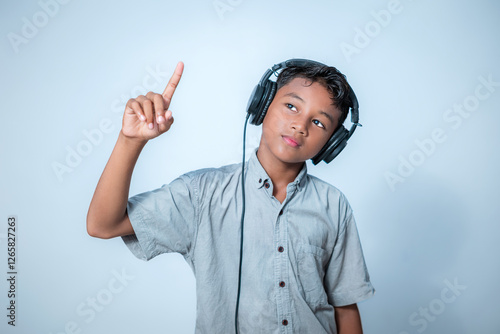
[286,103,297,112]
[313,119,325,129]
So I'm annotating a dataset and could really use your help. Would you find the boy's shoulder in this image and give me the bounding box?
[306,173,347,198]
[182,161,242,179]
[304,173,354,216]
[175,161,243,191]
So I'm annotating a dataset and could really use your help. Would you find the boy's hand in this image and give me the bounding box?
[121,61,184,142]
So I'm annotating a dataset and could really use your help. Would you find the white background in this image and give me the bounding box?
[1,0,499,333]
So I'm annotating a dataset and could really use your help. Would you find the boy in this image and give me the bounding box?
[87,60,375,333]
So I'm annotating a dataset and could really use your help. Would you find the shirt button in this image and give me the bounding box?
[278,246,284,252]
[279,209,283,215]
[279,281,285,287]
[282,319,288,326]
[258,178,262,183]
[264,182,270,189]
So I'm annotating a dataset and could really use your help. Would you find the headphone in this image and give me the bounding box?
[246,58,361,164]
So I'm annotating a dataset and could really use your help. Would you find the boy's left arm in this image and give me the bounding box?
[334,304,363,334]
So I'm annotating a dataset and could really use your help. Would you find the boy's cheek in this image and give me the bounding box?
[314,133,332,149]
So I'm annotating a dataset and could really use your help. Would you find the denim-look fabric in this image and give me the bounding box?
[122,148,375,333]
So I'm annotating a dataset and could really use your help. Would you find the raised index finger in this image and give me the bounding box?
[162,61,184,106]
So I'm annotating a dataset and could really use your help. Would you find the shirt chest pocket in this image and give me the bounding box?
[296,243,330,309]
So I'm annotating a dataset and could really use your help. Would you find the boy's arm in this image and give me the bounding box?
[86,62,184,239]
[86,132,146,239]
[334,304,363,334]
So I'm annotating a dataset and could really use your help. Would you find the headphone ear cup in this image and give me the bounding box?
[247,84,264,125]
[254,81,277,126]
[312,126,349,165]
[323,138,348,164]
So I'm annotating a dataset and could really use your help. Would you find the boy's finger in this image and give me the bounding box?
[158,110,174,133]
[126,99,146,122]
[142,99,155,129]
[162,61,184,109]
[153,94,166,124]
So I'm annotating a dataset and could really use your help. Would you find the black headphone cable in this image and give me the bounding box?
[235,113,250,334]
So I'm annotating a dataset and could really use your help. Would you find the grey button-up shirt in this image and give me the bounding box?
[122,148,374,333]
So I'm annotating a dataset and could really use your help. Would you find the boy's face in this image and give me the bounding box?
[258,77,341,166]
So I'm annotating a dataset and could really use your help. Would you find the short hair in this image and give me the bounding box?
[276,63,353,128]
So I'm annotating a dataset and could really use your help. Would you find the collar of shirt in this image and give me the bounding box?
[246,148,308,193]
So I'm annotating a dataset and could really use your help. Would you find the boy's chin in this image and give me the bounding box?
[257,141,313,165]
[273,150,310,165]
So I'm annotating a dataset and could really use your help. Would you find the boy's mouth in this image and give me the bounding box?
[282,135,300,147]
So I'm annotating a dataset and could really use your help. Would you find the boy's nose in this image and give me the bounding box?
[291,118,308,136]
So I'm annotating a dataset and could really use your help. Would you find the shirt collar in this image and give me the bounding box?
[246,148,308,191]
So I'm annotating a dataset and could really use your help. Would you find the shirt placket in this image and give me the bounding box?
[274,190,297,333]
[276,205,292,333]
[260,177,297,333]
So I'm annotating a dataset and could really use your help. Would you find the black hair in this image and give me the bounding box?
[276,63,352,128]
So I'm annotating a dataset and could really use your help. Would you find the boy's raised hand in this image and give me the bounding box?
[122,61,184,142]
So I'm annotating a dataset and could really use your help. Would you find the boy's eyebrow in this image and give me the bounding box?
[318,110,335,125]
[284,92,305,103]
[284,92,335,125]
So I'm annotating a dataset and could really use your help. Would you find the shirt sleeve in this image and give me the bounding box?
[324,195,375,307]
[121,173,199,262]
